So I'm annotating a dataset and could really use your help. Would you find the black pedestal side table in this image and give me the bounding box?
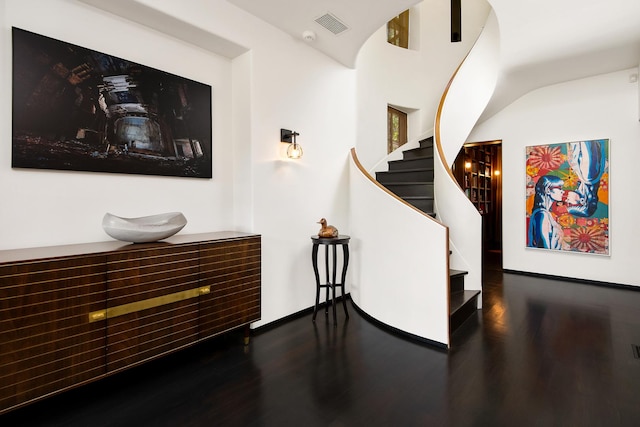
[311,235,350,324]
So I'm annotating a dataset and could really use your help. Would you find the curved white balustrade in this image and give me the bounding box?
[349,148,451,347]
[434,11,500,300]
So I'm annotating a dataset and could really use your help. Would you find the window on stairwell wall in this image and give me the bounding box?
[387,106,407,154]
[387,9,409,49]
[451,0,462,42]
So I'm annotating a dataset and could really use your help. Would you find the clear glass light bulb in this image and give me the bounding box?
[287,142,303,159]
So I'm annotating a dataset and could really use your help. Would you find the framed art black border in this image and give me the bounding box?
[12,27,212,178]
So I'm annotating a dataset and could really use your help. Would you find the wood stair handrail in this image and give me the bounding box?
[434,59,467,188]
[350,147,445,225]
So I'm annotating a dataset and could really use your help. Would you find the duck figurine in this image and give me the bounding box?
[317,218,339,238]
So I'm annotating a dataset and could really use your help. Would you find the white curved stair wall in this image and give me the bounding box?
[434,11,500,299]
[349,149,450,347]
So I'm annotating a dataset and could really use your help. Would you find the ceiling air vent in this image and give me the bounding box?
[315,12,349,35]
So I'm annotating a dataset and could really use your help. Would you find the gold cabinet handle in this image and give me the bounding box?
[89,285,212,322]
[89,310,106,322]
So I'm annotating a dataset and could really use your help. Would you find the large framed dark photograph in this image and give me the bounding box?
[12,27,212,178]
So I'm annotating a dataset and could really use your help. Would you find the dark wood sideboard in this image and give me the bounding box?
[0,231,261,414]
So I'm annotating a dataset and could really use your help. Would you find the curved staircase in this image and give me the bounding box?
[375,137,435,217]
[375,137,480,334]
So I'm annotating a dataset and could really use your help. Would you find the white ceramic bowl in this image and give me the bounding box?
[102,212,187,243]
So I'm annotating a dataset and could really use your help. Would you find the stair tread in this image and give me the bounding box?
[384,182,434,186]
[378,167,434,173]
[405,150,432,156]
[376,138,437,218]
[450,290,481,314]
[449,269,468,278]
[389,155,433,163]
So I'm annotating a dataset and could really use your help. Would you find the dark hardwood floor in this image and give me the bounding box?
[3,251,640,426]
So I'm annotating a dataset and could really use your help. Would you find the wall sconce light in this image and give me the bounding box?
[464,161,472,169]
[281,129,303,159]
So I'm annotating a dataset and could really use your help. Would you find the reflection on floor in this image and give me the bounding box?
[3,251,640,426]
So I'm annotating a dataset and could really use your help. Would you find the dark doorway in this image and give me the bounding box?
[452,141,503,265]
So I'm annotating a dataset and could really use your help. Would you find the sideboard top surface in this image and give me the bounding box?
[0,231,260,264]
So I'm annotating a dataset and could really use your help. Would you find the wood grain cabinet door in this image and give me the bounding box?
[105,244,200,372]
[0,255,107,413]
[199,237,261,339]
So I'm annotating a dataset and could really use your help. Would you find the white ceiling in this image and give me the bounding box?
[79,0,640,119]
[484,0,640,118]
[228,0,420,68]
[229,0,640,116]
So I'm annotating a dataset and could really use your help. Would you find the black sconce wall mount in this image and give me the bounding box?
[280,128,303,159]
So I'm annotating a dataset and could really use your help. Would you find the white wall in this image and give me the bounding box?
[470,68,640,286]
[112,0,357,329]
[245,42,355,327]
[435,11,500,300]
[355,0,491,169]
[349,151,450,346]
[1,0,236,249]
[1,0,357,328]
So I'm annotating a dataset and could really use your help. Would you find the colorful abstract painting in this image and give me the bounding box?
[526,139,609,255]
